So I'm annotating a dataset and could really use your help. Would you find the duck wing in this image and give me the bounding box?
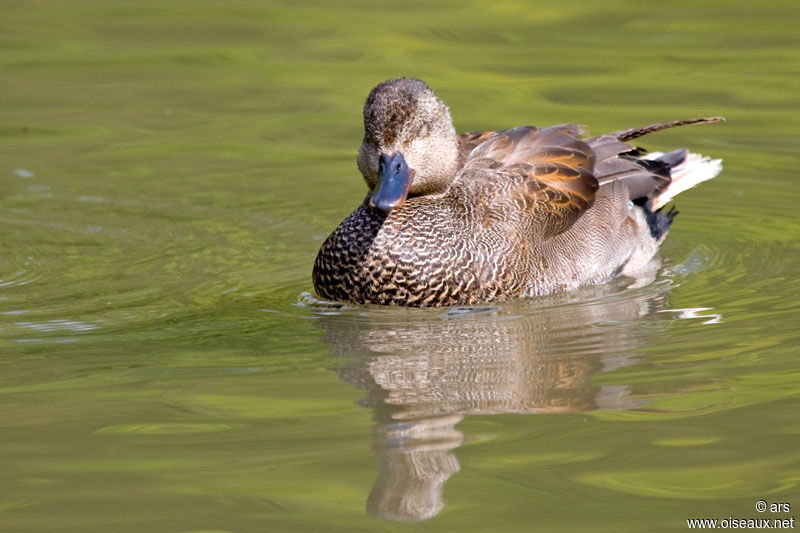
[457,130,496,170]
[457,125,599,235]
[588,115,725,201]
[454,117,724,236]
[587,134,672,200]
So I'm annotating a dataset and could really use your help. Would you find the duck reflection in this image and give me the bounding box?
[318,280,671,521]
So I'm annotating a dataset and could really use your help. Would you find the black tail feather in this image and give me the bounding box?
[635,200,678,240]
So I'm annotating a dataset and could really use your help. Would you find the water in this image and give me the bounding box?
[2,1,799,531]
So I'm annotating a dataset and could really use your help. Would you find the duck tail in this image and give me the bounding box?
[611,116,726,142]
[645,149,724,211]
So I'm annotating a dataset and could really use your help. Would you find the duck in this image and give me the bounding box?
[312,77,724,307]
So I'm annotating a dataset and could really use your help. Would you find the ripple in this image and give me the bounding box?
[15,319,101,333]
[0,256,43,288]
[94,423,238,435]
[663,237,800,318]
[14,168,35,179]
[577,453,798,499]
[658,307,723,325]
[445,306,502,317]
[295,290,359,313]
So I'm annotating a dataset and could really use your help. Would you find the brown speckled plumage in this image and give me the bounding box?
[313,78,724,307]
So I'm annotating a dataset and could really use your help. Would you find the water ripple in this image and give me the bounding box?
[15,319,101,333]
[0,256,43,288]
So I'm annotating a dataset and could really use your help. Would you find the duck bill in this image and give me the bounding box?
[370,152,414,214]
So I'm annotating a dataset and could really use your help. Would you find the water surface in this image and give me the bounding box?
[2,1,799,531]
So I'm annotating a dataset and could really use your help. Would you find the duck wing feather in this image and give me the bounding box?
[457,125,599,236]
[454,117,724,235]
[588,115,724,200]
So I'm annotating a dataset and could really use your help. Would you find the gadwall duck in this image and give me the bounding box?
[313,77,724,307]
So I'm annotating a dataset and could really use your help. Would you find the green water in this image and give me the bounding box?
[2,1,799,531]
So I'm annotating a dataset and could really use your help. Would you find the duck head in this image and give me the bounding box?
[357,78,459,213]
